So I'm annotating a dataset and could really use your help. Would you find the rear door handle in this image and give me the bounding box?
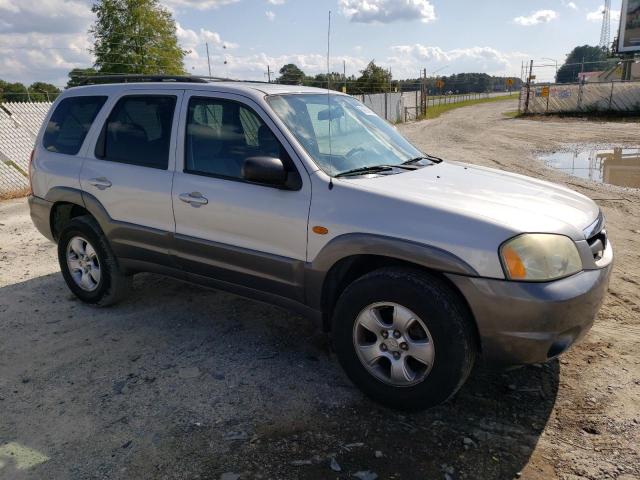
[179,192,208,207]
[88,177,112,190]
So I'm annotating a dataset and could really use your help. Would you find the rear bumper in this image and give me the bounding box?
[446,261,613,366]
[28,194,54,242]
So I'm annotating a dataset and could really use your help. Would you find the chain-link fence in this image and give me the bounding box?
[519,80,640,114]
[0,102,52,197]
[355,91,511,123]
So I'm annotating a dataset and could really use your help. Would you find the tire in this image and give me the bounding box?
[332,267,477,410]
[57,215,132,307]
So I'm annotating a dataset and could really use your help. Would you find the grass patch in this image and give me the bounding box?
[418,94,515,120]
[502,110,520,118]
[0,187,30,200]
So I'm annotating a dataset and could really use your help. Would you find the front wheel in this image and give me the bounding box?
[332,267,477,410]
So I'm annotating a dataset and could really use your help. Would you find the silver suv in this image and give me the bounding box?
[28,77,613,410]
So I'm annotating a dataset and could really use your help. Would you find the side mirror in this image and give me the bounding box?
[242,156,288,187]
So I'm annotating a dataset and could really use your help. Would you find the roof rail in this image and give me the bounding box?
[76,74,209,86]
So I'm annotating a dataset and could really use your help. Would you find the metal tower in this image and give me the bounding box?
[599,0,611,49]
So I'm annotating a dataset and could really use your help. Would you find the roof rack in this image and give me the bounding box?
[73,74,276,87]
[76,74,210,86]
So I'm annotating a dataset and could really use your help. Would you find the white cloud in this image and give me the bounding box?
[265,10,275,20]
[587,5,620,22]
[267,0,285,4]
[0,0,92,34]
[183,50,368,80]
[514,10,558,26]
[177,23,238,52]
[339,0,436,24]
[164,0,239,10]
[562,1,578,10]
[0,0,93,85]
[0,32,92,85]
[388,44,528,78]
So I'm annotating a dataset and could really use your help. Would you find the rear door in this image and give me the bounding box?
[171,90,311,301]
[79,89,183,264]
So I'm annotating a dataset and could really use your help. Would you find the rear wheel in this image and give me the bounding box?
[58,215,131,306]
[332,267,477,410]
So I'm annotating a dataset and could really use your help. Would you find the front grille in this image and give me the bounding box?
[584,213,607,261]
[587,229,607,261]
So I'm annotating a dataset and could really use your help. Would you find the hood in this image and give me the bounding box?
[347,161,599,240]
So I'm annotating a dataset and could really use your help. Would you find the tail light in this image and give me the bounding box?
[28,149,35,195]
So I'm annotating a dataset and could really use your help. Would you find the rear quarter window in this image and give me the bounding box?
[43,96,107,155]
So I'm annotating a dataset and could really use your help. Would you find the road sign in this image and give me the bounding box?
[541,86,550,98]
[506,78,514,87]
[435,79,445,89]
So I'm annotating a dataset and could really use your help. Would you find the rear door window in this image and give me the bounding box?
[43,96,107,155]
[97,95,177,169]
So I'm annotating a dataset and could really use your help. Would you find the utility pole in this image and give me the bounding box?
[343,59,346,93]
[267,65,271,83]
[420,68,427,116]
[524,60,534,114]
[206,42,212,77]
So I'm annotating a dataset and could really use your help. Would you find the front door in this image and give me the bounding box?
[171,91,311,301]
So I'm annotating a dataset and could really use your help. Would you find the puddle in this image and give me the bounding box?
[539,146,640,189]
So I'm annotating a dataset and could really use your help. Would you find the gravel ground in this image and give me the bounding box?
[1,99,639,480]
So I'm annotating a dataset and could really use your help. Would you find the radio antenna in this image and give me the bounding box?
[327,10,334,190]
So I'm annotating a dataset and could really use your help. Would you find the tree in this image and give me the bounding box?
[277,64,306,85]
[91,0,186,75]
[28,82,61,101]
[307,72,344,90]
[355,61,391,94]
[0,80,30,102]
[66,68,99,88]
[556,45,615,83]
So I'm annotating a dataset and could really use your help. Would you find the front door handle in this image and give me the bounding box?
[88,177,112,190]
[179,192,208,207]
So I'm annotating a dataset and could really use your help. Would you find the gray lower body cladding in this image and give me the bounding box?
[446,264,612,366]
[29,192,612,367]
[28,194,55,242]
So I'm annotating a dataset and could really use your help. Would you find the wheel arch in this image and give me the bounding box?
[45,187,109,241]
[307,234,481,350]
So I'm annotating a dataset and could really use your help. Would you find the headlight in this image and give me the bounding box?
[500,234,582,281]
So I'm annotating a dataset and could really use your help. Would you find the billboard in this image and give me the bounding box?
[618,0,640,52]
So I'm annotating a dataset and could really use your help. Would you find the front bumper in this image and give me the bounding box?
[28,195,55,242]
[446,260,613,366]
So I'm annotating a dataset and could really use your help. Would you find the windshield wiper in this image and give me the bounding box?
[335,165,395,178]
[402,154,443,165]
[336,162,424,178]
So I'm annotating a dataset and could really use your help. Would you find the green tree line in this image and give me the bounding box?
[276,62,522,94]
[0,80,60,102]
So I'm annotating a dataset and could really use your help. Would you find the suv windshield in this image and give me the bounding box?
[267,94,424,176]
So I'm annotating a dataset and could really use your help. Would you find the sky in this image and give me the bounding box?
[0,0,626,86]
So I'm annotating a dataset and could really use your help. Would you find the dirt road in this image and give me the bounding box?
[1,100,638,480]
